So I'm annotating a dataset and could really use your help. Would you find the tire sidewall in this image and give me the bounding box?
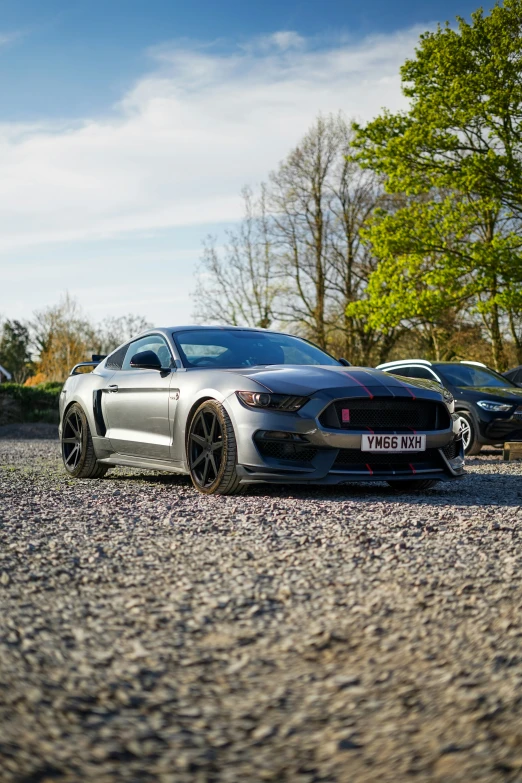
[62,404,90,477]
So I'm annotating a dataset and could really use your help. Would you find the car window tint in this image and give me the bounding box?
[407,366,437,381]
[441,364,516,388]
[182,343,228,359]
[122,335,172,370]
[105,344,129,371]
[516,370,522,384]
[281,342,326,365]
[389,367,411,378]
[174,329,340,368]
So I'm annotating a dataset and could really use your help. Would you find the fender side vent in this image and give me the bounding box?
[93,390,107,436]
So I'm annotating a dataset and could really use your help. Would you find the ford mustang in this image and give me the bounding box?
[59,326,464,494]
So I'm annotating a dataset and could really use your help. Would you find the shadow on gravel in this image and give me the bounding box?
[103,469,522,506]
[107,472,191,485]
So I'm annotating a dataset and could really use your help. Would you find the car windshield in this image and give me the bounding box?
[439,364,516,388]
[174,329,340,369]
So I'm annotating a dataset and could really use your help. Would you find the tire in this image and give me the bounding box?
[456,412,482,455]
[61,403,108,479]
[187,400,245,495]
[387,479,439,491]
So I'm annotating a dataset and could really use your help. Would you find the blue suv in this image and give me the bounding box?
[377,359,522,455]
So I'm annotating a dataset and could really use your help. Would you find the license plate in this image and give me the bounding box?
[361,434,426,452]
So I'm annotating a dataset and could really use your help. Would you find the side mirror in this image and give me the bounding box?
[338,358,351,367]
[130,350,162,370]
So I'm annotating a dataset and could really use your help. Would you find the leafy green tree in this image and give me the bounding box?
[0,319,33,383]
[352,1,522,369]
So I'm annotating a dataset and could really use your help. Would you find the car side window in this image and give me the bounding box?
[407,366,438,381]
[389,367,411,378]
[515,370,522,384]
[122,335,173,371]
[105,343,129,371]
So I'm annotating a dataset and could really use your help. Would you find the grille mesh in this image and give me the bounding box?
[333,448,441,469]
[256,440,318,462]
[441,440,460,460]
[320,398,447,432]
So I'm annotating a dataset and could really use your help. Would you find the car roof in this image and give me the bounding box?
[140,325,296,339]
[162,325,269,333]
[377,359,489,370]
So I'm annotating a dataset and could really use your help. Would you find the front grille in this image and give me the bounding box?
[319,398,448,432]
[256,440,318,462]
[333,448,441,469]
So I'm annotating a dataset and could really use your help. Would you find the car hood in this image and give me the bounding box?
[233,365,444,400]
[456,385,522,402]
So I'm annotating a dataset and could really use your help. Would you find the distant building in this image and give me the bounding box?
[0,365,12,383]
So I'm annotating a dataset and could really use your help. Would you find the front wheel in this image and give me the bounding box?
[387,479,439,491]
[61,403,108,479]
[457,412,482,455]
[187,400,245,495]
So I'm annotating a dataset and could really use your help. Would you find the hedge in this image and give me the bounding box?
[0,382,63,425]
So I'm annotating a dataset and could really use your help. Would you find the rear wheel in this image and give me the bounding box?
[187,400,244,495]
[457,412,482,455]
[387,479,439,491]
[61,403,108,479]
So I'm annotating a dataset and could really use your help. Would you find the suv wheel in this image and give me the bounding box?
[457,412,482,456]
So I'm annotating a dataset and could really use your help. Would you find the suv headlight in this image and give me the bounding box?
[477,400,513,412]
[237,391,309,412]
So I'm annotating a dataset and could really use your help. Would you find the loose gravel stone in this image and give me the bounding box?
[0,427,522,782]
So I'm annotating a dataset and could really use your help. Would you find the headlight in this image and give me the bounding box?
[477,400,513,412]
[237,391,309,411]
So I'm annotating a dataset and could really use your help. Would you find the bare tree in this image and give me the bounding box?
[268,116,343,349]
[193,187,279,329]
[89,314,153,354]
[269,114,394,362]
[327,124,391,363]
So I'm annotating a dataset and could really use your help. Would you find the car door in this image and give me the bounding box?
[103,334,177,460]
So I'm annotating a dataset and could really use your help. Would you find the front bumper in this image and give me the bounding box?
[477,413,522,444]
[225,394,464,485]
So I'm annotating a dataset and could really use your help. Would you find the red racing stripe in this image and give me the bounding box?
[393,377,416,400]
[366,463,374,475]
[409,463,417,474]
[343,371,374,399]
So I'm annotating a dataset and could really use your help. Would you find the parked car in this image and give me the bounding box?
[59,326,463,494]
[377,359,522,455]
[503,365,522,387]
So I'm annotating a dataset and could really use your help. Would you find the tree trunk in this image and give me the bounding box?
[489,300,506,371]
[508,309,522,364]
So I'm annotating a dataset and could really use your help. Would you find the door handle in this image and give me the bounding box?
[108,384,119,393]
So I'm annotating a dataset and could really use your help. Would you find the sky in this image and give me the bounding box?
[1,0,483,328]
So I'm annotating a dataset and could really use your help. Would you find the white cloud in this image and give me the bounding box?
[0,28,422,253]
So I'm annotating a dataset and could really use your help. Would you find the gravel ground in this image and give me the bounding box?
[1,427,522,783]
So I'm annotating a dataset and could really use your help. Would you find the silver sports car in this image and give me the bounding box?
[59,326,465,494]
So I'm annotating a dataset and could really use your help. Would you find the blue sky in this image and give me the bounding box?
[1,0,483,327]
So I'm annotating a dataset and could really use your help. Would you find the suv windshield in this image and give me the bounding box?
[174,329,340,369]
[439,364,516,389]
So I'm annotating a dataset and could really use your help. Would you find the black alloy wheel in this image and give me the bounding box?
[61,403,108,479]
[187,400,244,495]
[189,406,224,488]
[62,408,84,472]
